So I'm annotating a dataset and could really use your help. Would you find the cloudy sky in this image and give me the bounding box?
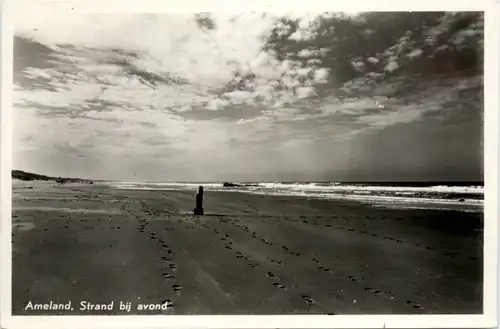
[13,11,484,182]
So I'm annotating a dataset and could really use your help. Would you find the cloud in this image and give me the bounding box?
[13,11,483,181]
[15,12,334,116]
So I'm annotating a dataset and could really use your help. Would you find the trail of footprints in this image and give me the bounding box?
[212,216,425,312]
[135,206,428,313]
[205,217,328,308]
[295,216,480,262]
[133,212,183,312]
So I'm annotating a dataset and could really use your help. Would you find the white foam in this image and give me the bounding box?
[105,181,484,209]
[256,182,484,194]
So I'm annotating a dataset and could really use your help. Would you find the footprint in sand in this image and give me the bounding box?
[169,264,178,271]
[365,287,382,295]
[272,282,286,290]
[172,284,182,293]
[347,275,358,282]
[267,272,276,278]
[301,295,315,304]
[406,300,422,309]
[162,272,174,279]
[161,256,172,261]
[162,299,174,307]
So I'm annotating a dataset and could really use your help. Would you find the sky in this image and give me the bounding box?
[12,12,484,182]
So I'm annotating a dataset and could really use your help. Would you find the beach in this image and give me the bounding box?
[11,181,483,315]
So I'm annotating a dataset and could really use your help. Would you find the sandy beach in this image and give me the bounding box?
[11,181,483,315]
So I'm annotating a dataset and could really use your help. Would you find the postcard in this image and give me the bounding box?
[1,0,498,328]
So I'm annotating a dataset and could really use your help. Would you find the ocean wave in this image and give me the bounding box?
[255,182,484,194]
[212,188,483,207]
[106,181,483,194]
[105,181,483,208]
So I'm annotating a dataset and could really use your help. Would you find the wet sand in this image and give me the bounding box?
[11,182,483,315]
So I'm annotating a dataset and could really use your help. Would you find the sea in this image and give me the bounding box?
[105,181,484,212]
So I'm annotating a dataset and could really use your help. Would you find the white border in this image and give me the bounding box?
[1,0,14,327]
[1,0,498,328]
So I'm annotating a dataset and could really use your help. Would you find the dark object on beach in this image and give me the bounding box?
[459,198,465,202]
[223,181,259,187]
[223,182,241,187]
[194,186,204,215]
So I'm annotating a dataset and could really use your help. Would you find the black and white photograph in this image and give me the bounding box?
[3,1,499,327]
